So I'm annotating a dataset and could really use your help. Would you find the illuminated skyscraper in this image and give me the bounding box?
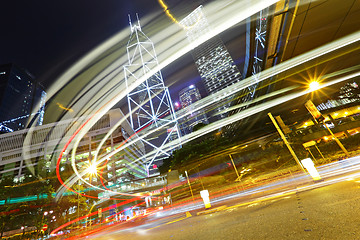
[180,6,243,119]
[124,16,181,176]
[178,84,208,135]
[0,63,46,134]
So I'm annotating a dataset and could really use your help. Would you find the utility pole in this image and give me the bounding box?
[305,100,349,158]
[185,170,195,201]
[229,154,245,191]
[268,112,306,173]
[323,122,350,157]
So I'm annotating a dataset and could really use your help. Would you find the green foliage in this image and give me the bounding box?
[160,138,218,173]
[192,122,207,132]
[0,173,56,236]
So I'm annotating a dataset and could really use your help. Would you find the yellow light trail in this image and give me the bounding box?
[158,0,178,24]
[26,0,360,201]
[158,0,205,30]
[56,102,74,112]
[60,33,360,197]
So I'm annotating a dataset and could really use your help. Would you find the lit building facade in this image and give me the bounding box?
[0,63,46,134]
[178,84,208,135]
[180,6,243,119]
[0,108,146,187]
[317,81,360,111]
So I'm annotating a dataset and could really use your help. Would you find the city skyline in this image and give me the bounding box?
[1,1,360,238]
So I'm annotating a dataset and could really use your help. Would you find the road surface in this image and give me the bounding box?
[78,174,360,240]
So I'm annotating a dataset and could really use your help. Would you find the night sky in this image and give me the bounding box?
[0,0,245,103]
[0,0,154,87]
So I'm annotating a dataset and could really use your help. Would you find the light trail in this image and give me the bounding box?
[50,198,142,236]
[57,37,360,208]
[64,68,360,195]
[215,86,297,116]
[56,102,74,112]
[26,0,280,131]
[158,0,179,25]
[157,0,204,30]
[62,65,360,199]
[160,71,360,152]
[42,13,360,180]
[147,155,360,222]
[22,0,360,220]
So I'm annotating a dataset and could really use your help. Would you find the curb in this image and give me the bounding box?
[196,205,227,216]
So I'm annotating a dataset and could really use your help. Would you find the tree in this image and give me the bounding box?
[0,173,56,237]
[192,122,207,132]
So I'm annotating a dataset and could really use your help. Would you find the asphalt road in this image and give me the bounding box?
[78,175,360,240]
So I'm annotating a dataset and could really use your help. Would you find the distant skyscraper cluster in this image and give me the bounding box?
[0,63,46,134]
[317,81,360,111]
[178,84,208,135]
[180,6,243,119]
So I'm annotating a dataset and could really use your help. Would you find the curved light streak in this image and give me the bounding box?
[22,0,360,212]
[63,31,360,199]
[106,70,360,170]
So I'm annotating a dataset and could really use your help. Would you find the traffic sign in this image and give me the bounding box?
[305,100,324,123]
[109,208,116,216]
[42,224,48,232]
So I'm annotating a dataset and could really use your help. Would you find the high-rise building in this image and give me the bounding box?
[0,63,46,134]
[178,84,208,135]
[180,6,243,119]
[317,81,360,111]
[124,16,181,177]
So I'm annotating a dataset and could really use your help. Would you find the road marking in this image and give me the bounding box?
[197,205,227,215]
[225,191,296,211]
[146,212,192,231]
[246,203,259,208]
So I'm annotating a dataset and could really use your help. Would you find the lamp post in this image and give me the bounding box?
[37,211,48,239]
[42,211,48,224]
[322,122,350,157]
[229,154,245,191]
[268,112,306,172]
[307,82,349,158]
[184,170,195,201]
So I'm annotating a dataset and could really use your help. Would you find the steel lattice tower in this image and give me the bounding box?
[124,16,181,176]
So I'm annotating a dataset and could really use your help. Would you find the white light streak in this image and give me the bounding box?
[31,0,360,200]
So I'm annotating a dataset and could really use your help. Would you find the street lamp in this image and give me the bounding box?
[309,81,320,91]
[88,163,98,175]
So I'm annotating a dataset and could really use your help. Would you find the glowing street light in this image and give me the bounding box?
[309,81,320,91]
[87,163,97,175]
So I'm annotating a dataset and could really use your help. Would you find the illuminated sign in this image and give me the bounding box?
[305,100,324,123]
